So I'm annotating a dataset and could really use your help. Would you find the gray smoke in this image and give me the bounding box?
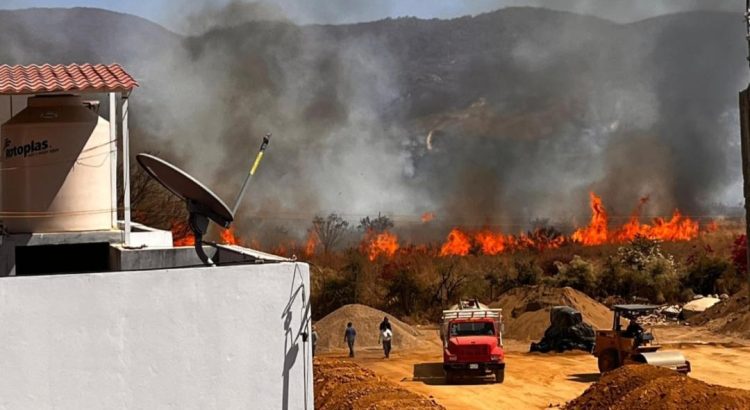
[1,3,746,246]
[136,2,748,242]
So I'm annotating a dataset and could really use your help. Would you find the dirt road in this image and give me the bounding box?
[320,327,750,410]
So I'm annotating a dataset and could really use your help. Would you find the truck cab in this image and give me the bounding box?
[441,300,505,383]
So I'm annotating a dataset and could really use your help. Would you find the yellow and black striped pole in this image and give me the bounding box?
[232,133,272,216]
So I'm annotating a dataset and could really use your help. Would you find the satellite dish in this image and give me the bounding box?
[137,154,233,227]
[136,134,271,266]
[137,154,233,265]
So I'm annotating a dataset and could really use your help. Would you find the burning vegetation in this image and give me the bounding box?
[167,191,707,258]
[164,192,718,261]
[434,192,702,258]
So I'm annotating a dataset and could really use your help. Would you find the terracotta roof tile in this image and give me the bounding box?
[0,63,138,95]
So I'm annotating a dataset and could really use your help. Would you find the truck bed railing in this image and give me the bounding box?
[441,308,503,321]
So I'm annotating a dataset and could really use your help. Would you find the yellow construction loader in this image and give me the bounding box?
[593,304,690,374]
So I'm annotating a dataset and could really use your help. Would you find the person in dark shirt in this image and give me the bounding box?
[379,317,392,332]
[344,322,357,357]
[624,320,644,346]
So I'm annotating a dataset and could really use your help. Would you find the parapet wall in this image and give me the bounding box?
[0,261,313,409]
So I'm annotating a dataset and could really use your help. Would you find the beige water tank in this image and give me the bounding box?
[0,95,112,232]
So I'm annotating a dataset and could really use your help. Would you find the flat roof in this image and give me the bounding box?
[0,63,138,95]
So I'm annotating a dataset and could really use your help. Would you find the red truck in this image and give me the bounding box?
[441,299,505,384]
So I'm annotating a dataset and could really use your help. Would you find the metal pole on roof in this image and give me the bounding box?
[231,133,272,217]
[109,92,118,229]
[122,94,131,246]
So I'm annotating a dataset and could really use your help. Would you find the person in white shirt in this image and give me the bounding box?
[379,327,393,358]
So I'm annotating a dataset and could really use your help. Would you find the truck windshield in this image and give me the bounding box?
[450,322,495,336]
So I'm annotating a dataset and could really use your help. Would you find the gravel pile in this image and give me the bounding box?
[315,304,421,353]
[491,286,612,340]
[564,365,750,410]
[314,358,445,410]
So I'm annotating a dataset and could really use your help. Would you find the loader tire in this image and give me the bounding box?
[598,349,620,373]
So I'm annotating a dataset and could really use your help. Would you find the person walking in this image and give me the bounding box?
[311,325,319,357]
[379,316,392,332]
[379,326,393,359]
[344,322,357,357]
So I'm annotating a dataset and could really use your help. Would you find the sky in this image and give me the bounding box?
[0,0,741,31]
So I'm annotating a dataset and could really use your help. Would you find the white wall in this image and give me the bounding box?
[0,262,313,410]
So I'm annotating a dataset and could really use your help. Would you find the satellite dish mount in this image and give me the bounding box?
[136,134,272,266]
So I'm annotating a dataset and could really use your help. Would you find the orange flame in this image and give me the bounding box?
[363,230,400,261]
[171,220,195,246]
[571,192,609,245]
[440,228,472,256]
[572,192,699,245]
[648,210,699,241]
[220,227,240,245]
[518,228,565,252]
[304,230,319,257]
[421,212,435,223]
[612,196,649,242]
[474,230,507,255]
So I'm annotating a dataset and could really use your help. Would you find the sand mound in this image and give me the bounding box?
[315,304,421,353]
[490,286,612,341]
[689,285,750,338]
[564,365,750,409]
[314,358,445,410]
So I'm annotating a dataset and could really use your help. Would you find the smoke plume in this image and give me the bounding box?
[0,2,747,246]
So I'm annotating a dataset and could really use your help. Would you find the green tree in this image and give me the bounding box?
[553,255,598,295]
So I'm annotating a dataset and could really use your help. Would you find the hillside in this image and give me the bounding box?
[0,7,744,234]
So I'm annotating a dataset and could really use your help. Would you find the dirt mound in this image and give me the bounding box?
[689,285,750,338]
[564,365,750,410]
[490,286,612,340]
[314,358,445,410]
[315,304,421,353]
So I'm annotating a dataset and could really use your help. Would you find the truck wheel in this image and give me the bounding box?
[494,368,505,384]
[598,349,620,373]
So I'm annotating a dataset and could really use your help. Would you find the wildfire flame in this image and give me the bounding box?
[475,230,507,255]
[438,192,702,257]
[220,227,240,245]
[571,192,609,245]
[363,230,400,261]
[440,228,472,256]
[171,220,195,246]
[571,192,699,245]
[168,191,707,260]
[304,230,319,257]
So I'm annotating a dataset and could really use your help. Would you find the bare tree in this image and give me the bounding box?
[433,262,466,305]
[358,212,394,233]
[311,213,350,254]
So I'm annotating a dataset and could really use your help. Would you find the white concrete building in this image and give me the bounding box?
[0,261,313,409]
[0,63,313,409]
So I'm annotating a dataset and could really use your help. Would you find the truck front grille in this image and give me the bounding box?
[455,344,489,360]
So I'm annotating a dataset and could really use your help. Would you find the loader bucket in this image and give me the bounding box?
[636,351,691,374]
